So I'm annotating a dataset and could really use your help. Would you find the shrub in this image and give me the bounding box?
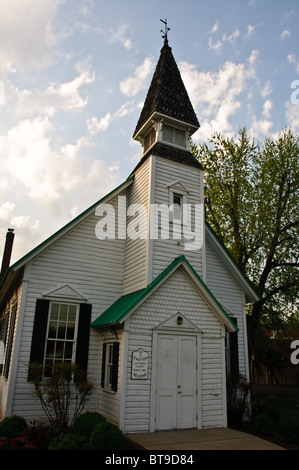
[252,414,275,436]
[48,432,90,450]
[277,414,299,444]
[0,415,27,439]
[28,363,93,432]
[23,420,59,450]
[0,436,36,450]
[90,421,124,450]
[72,411,106,439]
[226,373,251,425]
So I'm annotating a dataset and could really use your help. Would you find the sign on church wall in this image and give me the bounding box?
[131,348,149,380]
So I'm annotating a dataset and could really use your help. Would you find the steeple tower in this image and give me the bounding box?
[133,22,202,170]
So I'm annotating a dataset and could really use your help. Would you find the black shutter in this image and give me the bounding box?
[101,343,106,388]
[75,303,91,377]
[111,342,119,392]
[28,299,50,381]
[230,317,239,376]
[3,302,18,379]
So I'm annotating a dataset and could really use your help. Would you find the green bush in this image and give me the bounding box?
[277,414,299,444]
[90,421,124,450]
[252,414,275,436]
[72,411,106,439]
[0,415,27,439]
[48,432,90,450]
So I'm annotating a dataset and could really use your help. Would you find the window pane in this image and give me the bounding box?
[45,340,55,359]
[48,321,57,338]
[50,303,59,321]
[174,128,186,147]
[57,323,66,339]
[55,341,64,359]
[66,324,75,340]
[162,125,173,143]
[64,342,73,360]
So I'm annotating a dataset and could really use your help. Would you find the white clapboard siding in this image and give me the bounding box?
[123,266,225,432]
[0,283,23,420]
[205,240,247,376]
[9,192,128,420]
[151,156,204,281]
[122,158,151,295]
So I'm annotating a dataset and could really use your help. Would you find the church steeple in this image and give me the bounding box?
[133,23,201,169]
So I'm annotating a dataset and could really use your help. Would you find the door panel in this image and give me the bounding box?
[156,334,197,430]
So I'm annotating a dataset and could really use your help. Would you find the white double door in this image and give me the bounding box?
[155,334,198,430]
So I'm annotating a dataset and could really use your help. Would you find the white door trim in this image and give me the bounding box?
[150,320,202,432]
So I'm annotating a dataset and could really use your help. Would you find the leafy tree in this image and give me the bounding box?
[191,128,299,362]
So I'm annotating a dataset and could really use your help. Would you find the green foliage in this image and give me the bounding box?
[72,411,106,438]
[48,432,90,450]
[252,414,275,436]
[192,128,299,362]
[277,414,299,443]
[0,415,27,439]
[90,421,124,450]
[226,373,251,425]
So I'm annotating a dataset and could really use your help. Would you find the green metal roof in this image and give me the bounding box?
[91,255,238,331]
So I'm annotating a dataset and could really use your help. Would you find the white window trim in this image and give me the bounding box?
[168,187,188,223]
[43,301,79,374]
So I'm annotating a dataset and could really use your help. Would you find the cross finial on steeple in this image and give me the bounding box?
[160,18,170,45]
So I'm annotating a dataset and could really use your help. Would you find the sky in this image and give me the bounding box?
[0,0,298,264]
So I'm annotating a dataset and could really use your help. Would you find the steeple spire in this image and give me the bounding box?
[133,33,200,140]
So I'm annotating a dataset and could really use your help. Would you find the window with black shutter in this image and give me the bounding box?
[225,317,239,376]
[28,299,91,380]
[101,341,119,392]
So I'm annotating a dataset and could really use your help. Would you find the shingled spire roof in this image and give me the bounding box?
[133,39,200,139]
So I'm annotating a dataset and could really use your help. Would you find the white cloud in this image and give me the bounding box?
[0,117,119,215]
[287,54,299,74]
[223,29,240,45]
[208,37,223,53]
[0,0,63,71]
[179,51,258,140]
[286,101,299,132]
[208,21,219,34]
[120,57,154,97]
[280,30,291,40]
[87,114,112,133]
[250,117,273,138]
[261,80,273,98]
[15,68,95,118]
[262,100,273,119]
[97,22,132,50]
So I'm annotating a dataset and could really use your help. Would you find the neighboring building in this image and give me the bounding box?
[0,36,259,432]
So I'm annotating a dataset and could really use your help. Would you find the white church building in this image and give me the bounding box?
[0,35,259,433]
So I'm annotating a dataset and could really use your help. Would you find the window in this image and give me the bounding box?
[28,299,91,382]
[101,341,119,392]
[172,193,182,221]
[44,302,78,376]
[162,124,186,148]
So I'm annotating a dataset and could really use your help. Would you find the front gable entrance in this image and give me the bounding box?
[151,314,202,431]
